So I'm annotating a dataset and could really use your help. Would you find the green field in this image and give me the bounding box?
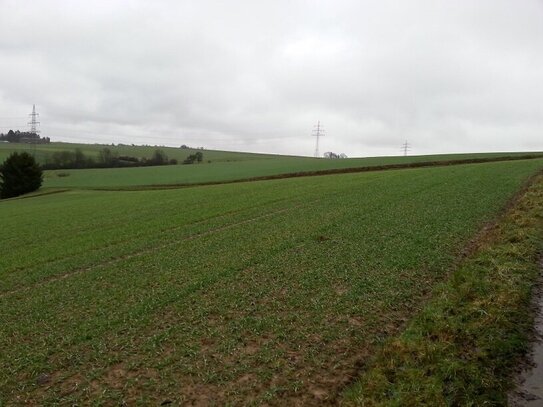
[2,158,542,404]
[3,141,538,166]
[0,142,280,165]
[42,151,543,189]
[1,141,542,190]
[344,173,543,405]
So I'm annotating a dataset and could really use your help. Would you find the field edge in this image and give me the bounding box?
[341,171,543,406]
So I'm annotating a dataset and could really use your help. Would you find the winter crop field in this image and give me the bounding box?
[1,142,541,190]
[0,142,279,165]
[1,158,542,405]
[43,151,543,189]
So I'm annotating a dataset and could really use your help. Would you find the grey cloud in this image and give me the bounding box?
[0,0,542,156]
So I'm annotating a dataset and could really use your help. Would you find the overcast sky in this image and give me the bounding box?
[0,0,542,157]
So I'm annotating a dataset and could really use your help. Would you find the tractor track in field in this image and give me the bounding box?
[0,188,70,202]
[1,196,294,278]
[0,200,317,299]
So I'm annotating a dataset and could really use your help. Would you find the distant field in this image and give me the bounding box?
[0,142,280,165]
[1,142,542,190]
[1,158,542,404]
[41,150,543,189]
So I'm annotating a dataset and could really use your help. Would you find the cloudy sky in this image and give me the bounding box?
[0,0,542,157]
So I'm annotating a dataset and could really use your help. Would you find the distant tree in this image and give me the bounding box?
[7,130,16,143]
[0,152,43,199]
[99,148,116,166]
[41,147,177,170]
[74,148,86,168]
[118,155,140,164]
[183,151,204,164]
[50,150,76,168]
[150,149,168,165]
[0,129,50,144]
[323,152,347,159]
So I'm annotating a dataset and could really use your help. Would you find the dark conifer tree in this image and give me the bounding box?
[0,152,43,198]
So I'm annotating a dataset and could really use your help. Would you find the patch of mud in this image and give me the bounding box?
[510,258,543,406]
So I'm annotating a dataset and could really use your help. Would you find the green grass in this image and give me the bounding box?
[1,158,542,404]
[342,172,543,406]
[2,141,541,190]
[0,141,281,165]
[40,150,543,190]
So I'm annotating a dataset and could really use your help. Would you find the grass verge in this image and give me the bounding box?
[342,172,543,406]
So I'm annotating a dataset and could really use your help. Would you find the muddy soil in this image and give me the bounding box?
[509,259,543,406]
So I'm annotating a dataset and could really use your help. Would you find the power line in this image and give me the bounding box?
[28,104,40,134]
[401,140,411,156]
[312,121,324,158]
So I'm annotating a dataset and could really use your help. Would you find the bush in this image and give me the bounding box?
[0,152,43,199]
[183,151,204,164]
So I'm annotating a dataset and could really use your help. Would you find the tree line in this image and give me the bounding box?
[0,130,50,144]
[323,152,348,159]
[183,151,203,164]
[41,148,182,170]
[0,148,205,199]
